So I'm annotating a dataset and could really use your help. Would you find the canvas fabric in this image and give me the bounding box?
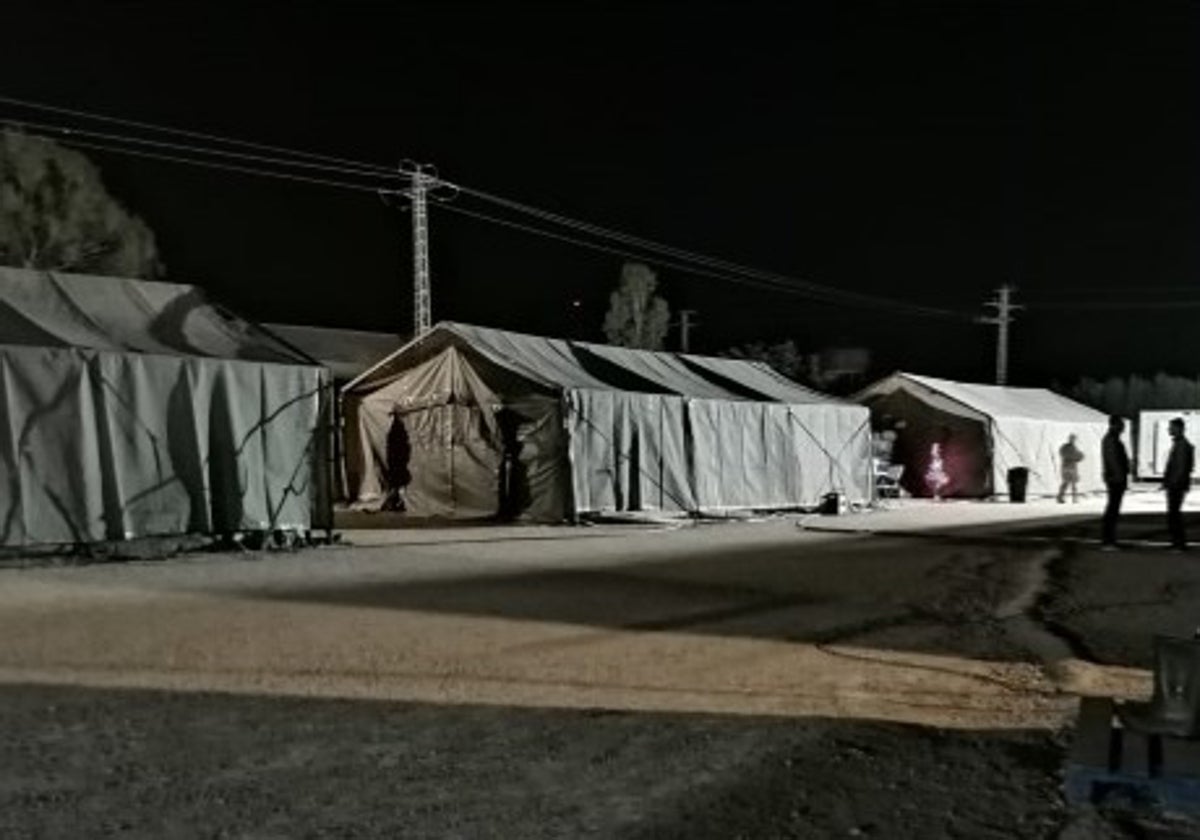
[857,372,1112,498]
[0,345,328,546]
[344,323,872,520]
[0,268,330,547]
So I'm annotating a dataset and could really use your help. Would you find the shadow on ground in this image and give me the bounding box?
[0,683,1072,840]
[247,535,1059,666]
[1007,511,1200,544]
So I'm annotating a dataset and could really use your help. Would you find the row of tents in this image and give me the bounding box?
[1,267,1119,548]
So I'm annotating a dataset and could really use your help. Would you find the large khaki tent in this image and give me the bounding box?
[343,322,872,521]
[0,267,331,548]
[856,372,1111,498]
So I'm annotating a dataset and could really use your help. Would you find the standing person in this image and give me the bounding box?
[1101,415,1130,550]
[1058,433,1084,503]
[925,441,949,500]
[1163,417,1195,552]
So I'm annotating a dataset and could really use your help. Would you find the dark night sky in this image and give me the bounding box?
[3,2,1198,385]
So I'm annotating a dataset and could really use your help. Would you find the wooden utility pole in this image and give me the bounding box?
[977,285,1021,385]
[677,309,698,353]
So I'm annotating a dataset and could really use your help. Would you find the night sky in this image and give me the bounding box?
[3,2,1198,386]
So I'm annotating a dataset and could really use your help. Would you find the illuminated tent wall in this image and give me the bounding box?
[0,268,332,548]
[1136,410,1200,479]
[856,372,1111,498]
[342,322,872,521]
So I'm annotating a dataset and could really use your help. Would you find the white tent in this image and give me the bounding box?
[343,322,872,520]
[1136,410,1200,479]
[856,372,1112,498]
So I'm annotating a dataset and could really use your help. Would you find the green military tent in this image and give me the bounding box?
[343,322,872,521]
[0,267,331,548]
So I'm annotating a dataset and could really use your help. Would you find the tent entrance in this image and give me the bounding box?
[870,389,992,498]
[392,403,503,519]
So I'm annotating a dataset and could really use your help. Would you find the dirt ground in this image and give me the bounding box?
[3,497,1200,838]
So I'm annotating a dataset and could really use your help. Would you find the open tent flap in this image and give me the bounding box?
[860,386,992,497]
[0,345,328,547]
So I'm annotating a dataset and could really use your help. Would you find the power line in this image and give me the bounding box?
[456,185,970,320]
[1,92,975,320]
[1028,300,1200,310]
[437,203,813,291]
[438,203,974,317]
[0,116,407,181]
[14,130,401,195]
[0,93,400,175]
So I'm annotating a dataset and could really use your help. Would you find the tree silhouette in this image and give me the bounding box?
[726,339,809,381]
[0,128,162,278]
[602,262,670,350]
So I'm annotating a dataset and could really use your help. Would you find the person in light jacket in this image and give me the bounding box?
[1101,416,1130,549]
[1163,417,1195,551]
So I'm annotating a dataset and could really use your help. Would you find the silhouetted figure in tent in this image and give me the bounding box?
[384,412,412,512]
[497,408,526,521]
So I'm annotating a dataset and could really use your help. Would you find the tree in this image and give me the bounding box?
[602,262,670,349]
[0,128,162,278]
[726,339,809,381]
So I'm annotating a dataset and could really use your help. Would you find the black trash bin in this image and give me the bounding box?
[1007,467,1029,503]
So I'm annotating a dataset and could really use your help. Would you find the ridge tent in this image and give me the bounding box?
[342,322,871,520]
[0,267,332,548]
[855,372,1111,499]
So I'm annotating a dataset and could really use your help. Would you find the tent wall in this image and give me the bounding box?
[989,416,1108,498]
[567,390,870,514]
[0,346,329,547]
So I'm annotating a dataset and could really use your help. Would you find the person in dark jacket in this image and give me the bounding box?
[1101,415,1130,549]
[1163,417,1195,551]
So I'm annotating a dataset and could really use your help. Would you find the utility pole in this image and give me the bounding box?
[977,285,1022,385]
[676,309,699,353]
[408,167,432,337]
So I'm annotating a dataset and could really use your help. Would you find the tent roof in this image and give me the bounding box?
[347,321,841,404]
[0,267,314,365]
[680,353,835,403]
[263,323,405,380]
[857,372,1108,424]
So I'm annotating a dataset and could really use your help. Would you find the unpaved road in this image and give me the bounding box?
[3,508,1200,838]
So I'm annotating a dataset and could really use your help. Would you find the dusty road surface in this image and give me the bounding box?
[3,498,1200,838]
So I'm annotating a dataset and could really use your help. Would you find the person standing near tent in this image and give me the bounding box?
[1057,433,1084,504]
[1101,415,1130,550]
[1163,417,1195,552]
[925,441,950,500]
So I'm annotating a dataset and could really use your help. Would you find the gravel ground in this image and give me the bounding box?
[4,507,1200,838]
[0,684,1067,840]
